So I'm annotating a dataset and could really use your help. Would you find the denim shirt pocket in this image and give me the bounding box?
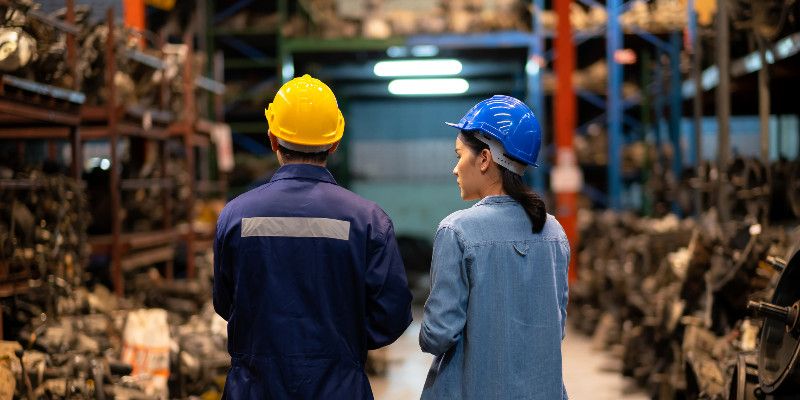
[512,242,529,257]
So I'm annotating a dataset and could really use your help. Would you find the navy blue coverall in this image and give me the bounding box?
[213,164,413,399]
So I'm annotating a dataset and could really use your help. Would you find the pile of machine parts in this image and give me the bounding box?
[0,168,89,289]
[1,250,230,399]
[0,166,227,398]
[572,203,800,398]
[269,0,531,39]
[674,157,800,222]
[0,0,201,120]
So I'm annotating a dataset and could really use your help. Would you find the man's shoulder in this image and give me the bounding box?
[220,183,268,214]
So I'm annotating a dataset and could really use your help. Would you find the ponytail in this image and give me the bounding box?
[500,168,547,233]
[460,131,547,233]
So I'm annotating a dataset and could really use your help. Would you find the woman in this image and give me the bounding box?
[420,95,570,399]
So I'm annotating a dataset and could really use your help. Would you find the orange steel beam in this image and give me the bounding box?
[123,0,145,47]
[553,0,580,283]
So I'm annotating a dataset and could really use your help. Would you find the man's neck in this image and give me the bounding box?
[280,161,327,167]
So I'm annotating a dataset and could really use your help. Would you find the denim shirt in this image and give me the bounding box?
[420,195,570,400]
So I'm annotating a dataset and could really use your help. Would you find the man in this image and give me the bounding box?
[213,74,413,399]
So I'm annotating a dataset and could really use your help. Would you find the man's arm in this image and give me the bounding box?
[419,226,468,356]
[213,216,233,321]
[365,215,413,349]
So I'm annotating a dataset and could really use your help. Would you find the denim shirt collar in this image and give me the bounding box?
[269,164,338,185]
[473,195,516,207]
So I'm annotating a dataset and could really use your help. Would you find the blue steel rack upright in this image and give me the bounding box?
[589,0,688,210]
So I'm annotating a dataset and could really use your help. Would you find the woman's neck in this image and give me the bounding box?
[479,183,506,198]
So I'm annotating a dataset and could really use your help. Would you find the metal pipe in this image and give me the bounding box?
[529,0,546,193]
[606,0,623,210]
[757,36,770,163]
[641,51,653,215]
[65,0,76,91]
[107,8,123,297]
[716,0,731,220]
[747,301,791,325]
[183,28,197,280]
[692,14,704,216]
[669,32,683,190]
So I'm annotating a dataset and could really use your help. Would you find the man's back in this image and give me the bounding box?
[214,164,413,399]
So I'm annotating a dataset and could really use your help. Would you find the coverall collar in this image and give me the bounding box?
[269,163,339,185]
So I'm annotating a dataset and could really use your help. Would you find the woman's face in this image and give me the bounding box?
[453,137,486,201]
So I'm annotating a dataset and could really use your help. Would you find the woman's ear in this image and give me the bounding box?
[479,148,492,173]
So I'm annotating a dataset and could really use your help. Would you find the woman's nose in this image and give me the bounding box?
[452,165,458,176]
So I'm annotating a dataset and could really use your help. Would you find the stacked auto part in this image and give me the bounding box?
[574,156,800,399]
[0,169,89,292]
[1,249,229,399]
[746,250,800,398]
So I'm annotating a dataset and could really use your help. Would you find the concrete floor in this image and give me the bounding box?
[369,321,649,400]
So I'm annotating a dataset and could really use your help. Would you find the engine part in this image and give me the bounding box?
[749,249,800,395]
[0,28,36,71]
[727,352,762,400]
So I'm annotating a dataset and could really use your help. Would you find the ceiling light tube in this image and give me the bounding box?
[388,78,469,95]
[374,59,462,77]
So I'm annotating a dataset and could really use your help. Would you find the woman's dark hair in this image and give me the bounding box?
[460,131,547,233]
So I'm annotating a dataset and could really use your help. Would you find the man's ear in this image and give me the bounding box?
[328,140,340,154]
[479,148,492,173]
[268,131,280,152]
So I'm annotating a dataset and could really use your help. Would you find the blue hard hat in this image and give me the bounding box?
[445,95,542,167]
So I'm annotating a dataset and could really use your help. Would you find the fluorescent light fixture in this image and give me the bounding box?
[775,36,797,58]
[388,78,469,95]
[281,64,294,83]
[87,157,111,171]
[681,81,695,98]
[701,66,719,91]
[410,45,439,57]
[374,59,462,77]
[386,46,408,58]
[386,45,440,58]
[742,53,762,74]
[525,59,540,76]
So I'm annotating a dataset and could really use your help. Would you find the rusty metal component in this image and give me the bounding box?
[789,161,800,219]
[0,28,36,71]
[0,170,90,295]
[728,157,770,222]
[748,301,799,333]
[751,250,800,395]
[573,200,797,399]
[727,352,763,400]
[3,249,228,398]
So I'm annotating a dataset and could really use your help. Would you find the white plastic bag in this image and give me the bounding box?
[121,309,171,399]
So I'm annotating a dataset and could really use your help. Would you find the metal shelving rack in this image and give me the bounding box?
[206,0,281,156]
[0,0,84,338]
[80,9,179,297]
[551,0,687,211]
[83,9,226,296]
[0,3,227,299]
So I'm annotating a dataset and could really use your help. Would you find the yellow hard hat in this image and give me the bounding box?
[265,74,345,148]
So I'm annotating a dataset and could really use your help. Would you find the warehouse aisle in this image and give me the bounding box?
[369,321,649,400]
[562,326,649,400]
